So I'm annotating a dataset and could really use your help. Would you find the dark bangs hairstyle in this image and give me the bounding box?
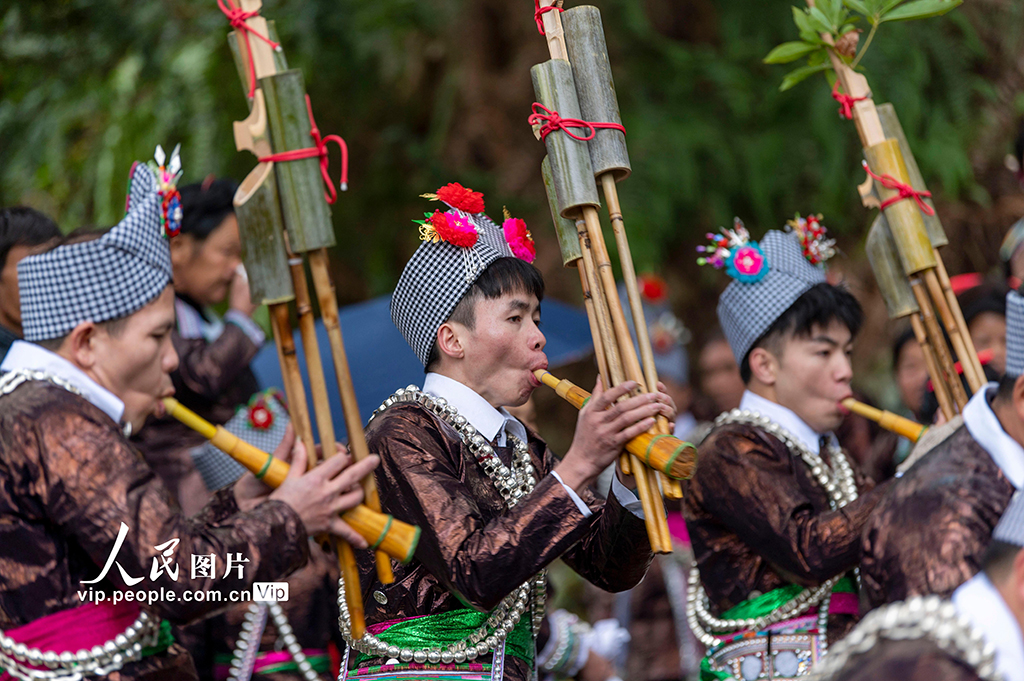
[424,257,545,371]
[178,178,239,241]
[740,282,864,383]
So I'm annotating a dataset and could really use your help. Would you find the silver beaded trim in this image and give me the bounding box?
[686,409,859,657]
[807,596,1003,681]
[337,386,547,669]
[0,369,165,681]
[0,610,162,681]
[228,601,322,681]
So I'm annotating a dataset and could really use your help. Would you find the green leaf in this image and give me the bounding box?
[843,0,872,16]
[880,0,962,22]
[792,7,814,34]
[878,0,907,14]
[817,0,841,27]
[779,62,831,91]
[764,41,820,64]
[799,30,827,45]
[808,7,834,33]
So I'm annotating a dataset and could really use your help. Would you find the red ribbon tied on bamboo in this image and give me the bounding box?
[831,82,867,121]
[862,161,934,216]
[528,103,626,142]
[534,0,564,34]
[217,0,281,99]
[258,95,350,205]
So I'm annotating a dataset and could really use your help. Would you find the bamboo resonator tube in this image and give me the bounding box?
[841,398,927,443]
[534,371,697,480]
[162,397,421,564]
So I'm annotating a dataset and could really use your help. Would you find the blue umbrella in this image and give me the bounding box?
[251,294,593,442]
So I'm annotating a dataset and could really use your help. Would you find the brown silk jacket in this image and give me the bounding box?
[682,423,888,638]
[860,425,1014,610]
[0,381,310,680]
[357,403,654,681]
[824,638,982,681]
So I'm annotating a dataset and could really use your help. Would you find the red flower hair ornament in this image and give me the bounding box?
[502,207,536,263]
[422,182,486,214]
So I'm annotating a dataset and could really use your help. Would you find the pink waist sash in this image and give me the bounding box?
[0,600,143,680]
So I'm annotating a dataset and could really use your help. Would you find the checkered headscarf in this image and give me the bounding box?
[718,230,827,364]
[391,210,516,366]
[1006,290,1024,378]
[18,163,173,341]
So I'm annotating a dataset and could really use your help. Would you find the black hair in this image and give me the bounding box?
[0,207,61,270]
[892,326,917,372]
[740,283,864,383]
[424,257,545,371]
[997,372,1018,402]
[983,539,1022,583]
[178,178,239,241]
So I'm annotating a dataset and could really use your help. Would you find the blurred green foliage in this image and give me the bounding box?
[0,0,1013,298]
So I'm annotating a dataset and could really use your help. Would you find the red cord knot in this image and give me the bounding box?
[534,0,564,35]
[861,161,934,216]
[217,0,282,99]
[259,95,349,205]
[528,103,626,142]
[831,82,867,120]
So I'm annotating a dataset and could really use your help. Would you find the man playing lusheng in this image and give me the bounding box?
[683,217,891,680]
[0,152,375,680]
[860,287,1024,610]
[340,183,670,681]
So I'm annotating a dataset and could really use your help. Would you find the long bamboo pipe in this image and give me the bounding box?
[840,397,926,443]
[534,371,697,480]
[538,2,672,553]
[161,397,421,563]
[809,7,974,412]
[308,248,395,584]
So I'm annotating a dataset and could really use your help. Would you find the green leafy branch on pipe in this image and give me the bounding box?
[764,0,962,91]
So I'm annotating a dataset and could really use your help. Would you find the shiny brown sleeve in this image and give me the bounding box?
[369,408,598,612]
[37,407,309,625]
[695,427,889,585]
[171,325,260,400]
[557,461,653,592]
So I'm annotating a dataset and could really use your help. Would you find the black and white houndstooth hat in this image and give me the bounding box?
[1006,289,1024,378]
[19,153,180,341]
[704,225,829,365]
[390,183,537,366]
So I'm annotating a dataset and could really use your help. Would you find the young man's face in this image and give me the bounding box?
[771,320,854,434]
[456,291,547,409]
[88,286,179,432]
[0,244,40,333]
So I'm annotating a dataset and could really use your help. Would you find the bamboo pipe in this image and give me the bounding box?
[308,248,395,585]
[599,175,682,501]
[534,371,697,480]
[282,257,366,636]
[575,219,668,551]
[910,314,956,420]
[269,304,318,457]
[285,252,336,463]
[840,398,927,443]
[935,254,985,384]
[535,1,671,552]
[811,5,970,407]
[924,269,984,392]
[161,397,421,564]
[579,208,673,550]
[911,278,968,409]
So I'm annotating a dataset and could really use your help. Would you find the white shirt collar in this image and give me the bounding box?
[953,573,1024,681]
[422,373,527,446]
[963,383,1024,490]
[739,389,827,455]
[1,340,125,424]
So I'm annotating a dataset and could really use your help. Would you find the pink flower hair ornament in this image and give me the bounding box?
[786,213,836,266]
[502,207,536,263]
[415,209,479,249]
[696,218,769,284]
